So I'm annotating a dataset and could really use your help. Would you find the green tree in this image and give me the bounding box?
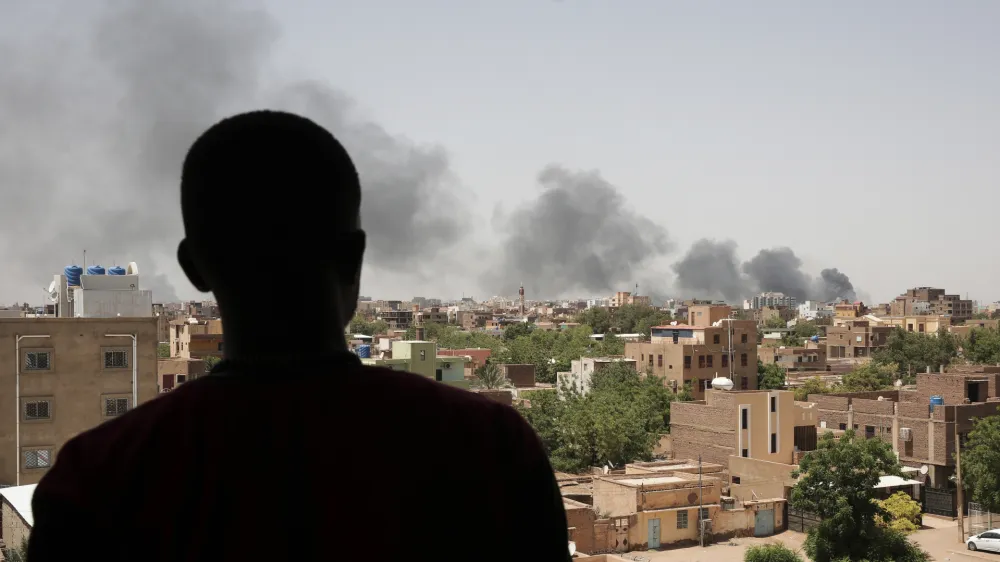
[960,406,1000,512]
[348,314,388,336]
[875,491,922,534]
[873,327,958,377]
[793,376,832,401]
[793,321,820,339]
[841,361,899,392]
[758,362,786,390]
[574,307,612,334]
[157,342,170,358]
[203,355,222,373]
[502,321,534,342]
[791,431,928,562]
[472,363,512,390]
[963,327,1000,365]
[744,542,803,562]
[764,316,788,329]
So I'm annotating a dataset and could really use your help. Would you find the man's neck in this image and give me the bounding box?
[216,307,349,363]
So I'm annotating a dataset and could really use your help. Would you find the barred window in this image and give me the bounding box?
[104,350,128,369]
[677,510,688,529]
[25,351,51,370]
[24,449,51,469]
[24,400,51,420]
[105,397,130,417]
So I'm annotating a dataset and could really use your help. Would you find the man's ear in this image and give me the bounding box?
[177,239,211,293]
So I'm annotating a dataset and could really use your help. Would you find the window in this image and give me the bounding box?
[740,353,748,367]
[435,369,443,382]
[104,397,130,417]
[713,334,720,344]
[731,476,741,484]
[648,356,653,367]
[419,350,426,361]
[683,356,691,368]
[25,351,51,371]
[700,508,710,521]
[918,324,925,333]
[104,350,128,369]
[706,355,713,368]
[24,400,51,420]
[839,423,847,431]
[770,396,777,412]
[657,355,662,367]
[741,448,748,458]
[698,355,705,368]
[676,510,688,529]
[722,355,729,368]
[741,408,748,429]
[770,433,777,453]
[865,425,875,438]
[177,375,187,383]
[217,342,224,351]
[693,378,700,391]
[741,334,748,343]
[23,449,51,470]
[741,376,748,389]
[907,324,913,332]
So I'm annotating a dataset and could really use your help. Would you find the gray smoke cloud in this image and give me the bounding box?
[672,240,861,303]
[486,165,672,298]
[0,0,465,304]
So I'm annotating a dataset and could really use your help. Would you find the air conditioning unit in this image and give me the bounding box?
[700,519,713,533]
[899,427,912,442]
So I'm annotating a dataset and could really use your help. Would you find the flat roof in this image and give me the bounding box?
[615,476,686,487]
[652,325,699,330]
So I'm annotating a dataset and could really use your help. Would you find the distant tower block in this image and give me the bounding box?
[519,284,526,316]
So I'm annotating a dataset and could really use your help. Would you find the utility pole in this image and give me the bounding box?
[955,420,965,543]
[698,454,704,547]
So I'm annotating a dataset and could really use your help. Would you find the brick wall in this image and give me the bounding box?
[916,374,968,404]
[810,395,849,410]
[477,389,513,406]
[565,505,597,554]
[503,364,536,388]
[852,398,895,415]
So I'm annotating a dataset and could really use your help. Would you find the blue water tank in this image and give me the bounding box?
[64,265,83,286]
[108,266,126,275]
[356,345,371,358]
[930,395,945,407]
[86,265,106,275]
[810,335,820,342]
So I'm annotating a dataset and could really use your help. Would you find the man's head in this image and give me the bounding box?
[178,110,365,327]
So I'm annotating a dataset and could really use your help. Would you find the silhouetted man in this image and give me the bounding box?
[28,111,570,561]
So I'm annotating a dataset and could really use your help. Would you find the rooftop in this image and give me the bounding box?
[613,476,686,487]
[0,484,36,527]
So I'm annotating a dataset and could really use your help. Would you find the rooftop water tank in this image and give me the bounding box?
[64,265,83,286]
[356,344,371,359]
[108,266,126,275]
[930,395,944,407]
[86,265,106,275]
[811,335,820,342]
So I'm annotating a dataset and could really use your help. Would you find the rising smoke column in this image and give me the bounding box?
[814,267,856,301]
[486,165,672,298]
[0,0,468,303]
[741,247,813,301]
[671,239,747,302]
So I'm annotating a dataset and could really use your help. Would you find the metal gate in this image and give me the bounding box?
[787,509,822,533]
[755,509,775,537]
[924,487,956,518]
[970,502,997,537]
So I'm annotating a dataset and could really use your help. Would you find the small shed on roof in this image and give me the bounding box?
[0,484,36,551]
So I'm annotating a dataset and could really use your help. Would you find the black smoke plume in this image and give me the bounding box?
[486,166,672,298]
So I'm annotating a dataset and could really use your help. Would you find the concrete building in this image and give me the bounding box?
[49,263,153,319]
[168,318,224,359]
[557,357,639,396]
[826,320,893,359]
[0,483,34,553]
[611,292,651,308]
[834,300,868,319]
[949,318,1000,338]
[753,306,795,327]
[0,317,158,485]
[671,389,820,501]
[360,340,471,389]
[797,301,833,321]
[891,287,974,324]
[809,366,1000,496]
[157,357,206,393]
[873,314,951,334]
[750,292,796,310]
[758,346,828,372]
[625,315,758,398]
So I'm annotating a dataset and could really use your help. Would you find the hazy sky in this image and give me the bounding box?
[2,1,998,305]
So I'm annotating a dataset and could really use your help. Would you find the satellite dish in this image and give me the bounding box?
[894,379,903,388]
[125,262,139,275]
[877,396,885,401]
[920,465,929,475]
[46,280,59,302]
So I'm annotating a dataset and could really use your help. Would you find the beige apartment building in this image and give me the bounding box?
[169,318,224,359]
[671,389,819,501]
[0,317,158,485]
[826,320,893,359]
[891,287,973,324]
[625,306,758,398]
[758,346,828,372]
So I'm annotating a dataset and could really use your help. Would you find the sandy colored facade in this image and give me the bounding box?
[169,318,224,359]
[625,317,758,399]
[0,495,30,553]
[157,357,206,393]
[758,345,828,371]
[826,320,893,359]
[0,317,158,485]
[670,389,819,501]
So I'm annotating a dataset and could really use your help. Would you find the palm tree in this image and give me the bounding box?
[473,363,512,390]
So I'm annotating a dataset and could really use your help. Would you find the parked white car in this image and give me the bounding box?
[968,529,1000,552]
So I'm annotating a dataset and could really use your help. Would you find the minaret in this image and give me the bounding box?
[519,284,526,317]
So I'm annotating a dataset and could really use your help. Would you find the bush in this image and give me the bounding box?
[875,491,922,534]
[744,542,803,562]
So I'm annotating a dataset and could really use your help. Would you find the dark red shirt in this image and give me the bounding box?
[28,352,570,561]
